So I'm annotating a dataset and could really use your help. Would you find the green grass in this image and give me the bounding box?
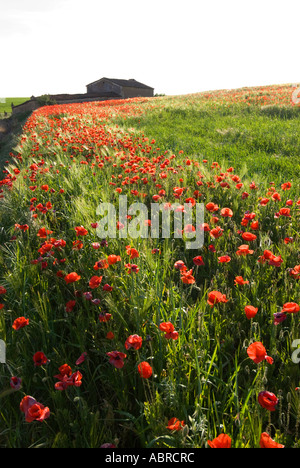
[0,98,29,116]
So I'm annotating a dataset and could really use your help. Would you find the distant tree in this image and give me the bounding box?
[37,95,57,106]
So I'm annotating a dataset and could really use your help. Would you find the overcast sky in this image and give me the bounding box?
[0,0,299,97]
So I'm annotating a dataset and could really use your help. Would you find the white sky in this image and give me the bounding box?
[0,0,299,97]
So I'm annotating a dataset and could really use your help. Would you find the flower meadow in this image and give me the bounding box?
[0,84,300,448]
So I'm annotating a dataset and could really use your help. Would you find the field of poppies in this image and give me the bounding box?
[0,83,299,448]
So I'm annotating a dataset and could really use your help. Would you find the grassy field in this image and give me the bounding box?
[0,98,29,116]
[0,84,299,448]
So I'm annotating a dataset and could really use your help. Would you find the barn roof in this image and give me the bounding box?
[87,77,154,90]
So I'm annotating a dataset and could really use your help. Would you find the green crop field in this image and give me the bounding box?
[0,84,299,448]
[0,98,29,115]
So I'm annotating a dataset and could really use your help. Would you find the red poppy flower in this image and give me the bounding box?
[259,432,284,448]
[137,361,153,379]
[210,226,224,239]
[107,254,121,265]
[236,244,254,256]
[12,317,29,330]
[75,226,88,236]
[218,255,231,263]
[193,256,204,266]
[0,286,7,295]
[72,240,84,250]
[159,322,179,340]
[245,305,258,319]
[166,417,185,431]
[20,395,50,422]
[234,276,249,285]
[10,376,22,390]
[65,300,76,313]
[33,351,49,367]
[289,265,300,279]
[281,302,299,314]
[207,291,228,307]
[242,232,257,241]
[126,246,139,259]
[65,272,81,284]
[207,434,231,448]
[220,207,233,217]
[174,260,187,271]
[126,263,140,274]
[181,269,195,284]
[99,312,112,322]
[37,227,53,238]
[258,391,278,411]
[107,351,127,369]
[125,334,143,350]
[89,276,103,289]
[94,259,109,270]
[206,202,219,212]
[103,283,113,292]
[247,342,273,364]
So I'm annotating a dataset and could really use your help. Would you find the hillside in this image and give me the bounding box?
[0,83,299,449]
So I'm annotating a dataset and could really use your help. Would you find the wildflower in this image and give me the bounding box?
[218,255,231,263]
[137,361,153,379]
[281,302,299,314]
[72,240,84,250]
[75,226,88,236]
[234,276,249,285]
[37,227,53,238]
[0,286,7,295]
[107,351,127,369]
[99,312,112,322]
[65,300,76,313]
[206,202,219,212]
[126,245,139,259]
[125,263,139,274]
[89,275,103,289]
[207,434,231,448]
[65,272,81,284]
[10,376,22,390]
[244,305,258,319]
[207,291,228,307]
[289,265,300,279]
[159,322,179,340]
[220,207,233,217]
[106,331,115,340]
[259,433,284,448]
[247,342,274,364]
[166,417,185,431]
[102,283,113,292]
[258,391,278,411]
[210,226,224,239]
[180,269,195,284]
[107,254,121,265]
[241,232,257,242]
[12,317,29,330]
[94,259,109,270]
[33,351,49,367]
[273,312,287,325]
[174,260,187,271]
[20,395,50,422]
[193,256,204,266]
[125,334,143,350]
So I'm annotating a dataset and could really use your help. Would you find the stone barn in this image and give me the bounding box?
[86,78,154,99]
